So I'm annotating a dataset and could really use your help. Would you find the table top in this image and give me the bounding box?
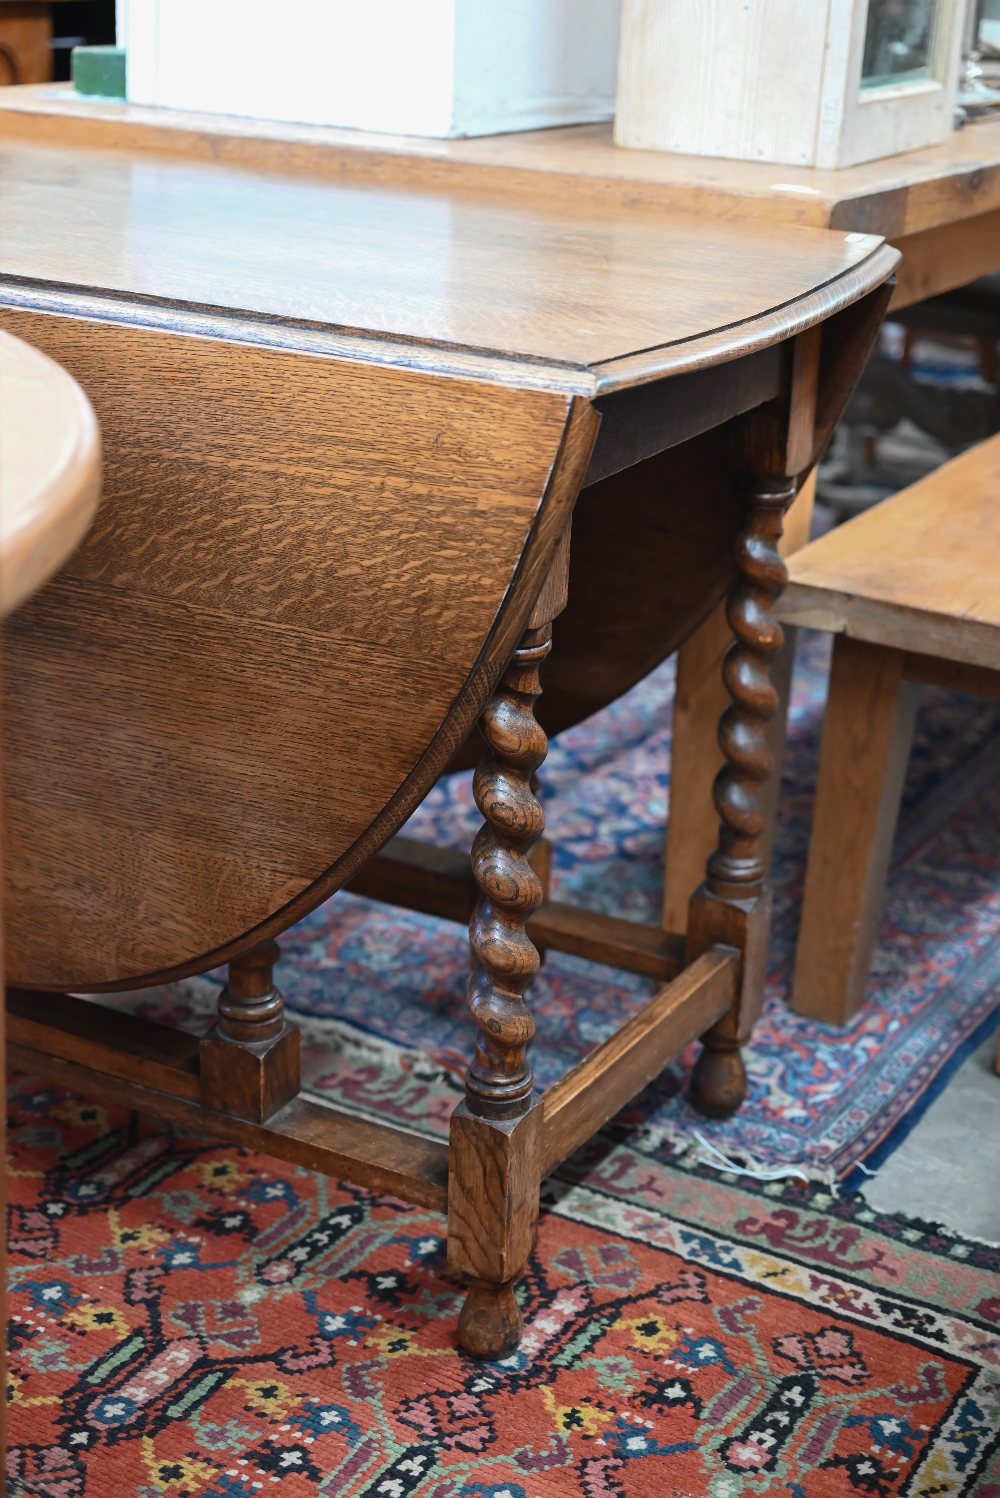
[1,85,998,239]
[780,435,1000,669]
[0,97,901,993]
[0,89,896,395]
[0,330,101,617]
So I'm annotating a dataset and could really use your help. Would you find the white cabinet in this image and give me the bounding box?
[615,0,969,168]
[120,0,621,139]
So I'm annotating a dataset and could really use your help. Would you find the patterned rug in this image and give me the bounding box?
[123,630,1000,1182]
[7,1077,1000,1497]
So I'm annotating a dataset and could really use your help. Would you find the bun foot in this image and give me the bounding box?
[458,1280,522,1360]
[689,1042,747,1119]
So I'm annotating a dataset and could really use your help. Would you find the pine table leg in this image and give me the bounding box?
[791,637,918,1025]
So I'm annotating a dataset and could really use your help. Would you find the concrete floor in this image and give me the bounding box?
[861,1027,1000,1243]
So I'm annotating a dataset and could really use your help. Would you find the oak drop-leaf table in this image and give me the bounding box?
[0,112,897,1358]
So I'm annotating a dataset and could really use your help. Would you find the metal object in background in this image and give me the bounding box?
[957,0,1000,119]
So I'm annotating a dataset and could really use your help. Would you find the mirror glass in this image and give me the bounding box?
[861,0,942,87]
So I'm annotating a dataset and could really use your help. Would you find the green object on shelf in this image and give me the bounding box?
[71,46,127,101]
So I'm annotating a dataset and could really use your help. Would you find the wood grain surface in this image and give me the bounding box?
[0,86,997,242]
[790,638,920,1025]
[1,309,594,989]
[7,1026,450,1209]
[540,949,736,1175]
[0,110,898,994]
[779,435,1000,670]
[891,209,1000,308]
[13,84,991,313]
[0,84,906,1373]
[780,434,1000,1024]
[0,135,892,388]
[347,834,688,979]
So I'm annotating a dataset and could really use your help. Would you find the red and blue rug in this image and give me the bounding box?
[127,632,1000,1183]
[9,635,1000,1496]
[7,1078,1000,1497]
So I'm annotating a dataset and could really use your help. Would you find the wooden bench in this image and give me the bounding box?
[776,434,1000,1032]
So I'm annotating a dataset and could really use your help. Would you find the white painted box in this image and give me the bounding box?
[120,0,621,138]
[615,0,968,168]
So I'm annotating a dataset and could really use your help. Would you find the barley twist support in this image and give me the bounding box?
[465,624,551,1122]
[688,477,796,1118]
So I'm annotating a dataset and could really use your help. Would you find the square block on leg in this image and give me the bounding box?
[686,885,771,1042]
[685,888,771,1119]
[199,1021,300,1123]
[447,1098,543,1286]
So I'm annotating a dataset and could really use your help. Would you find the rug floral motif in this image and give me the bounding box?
[123,632,1000,1181]
[7,1077,1000,1497]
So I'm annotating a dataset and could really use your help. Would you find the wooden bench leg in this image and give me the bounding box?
[199,939,301,1122]
[791,637,918,1026]
[448,622,549,1358]
[686,476,796,1116]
